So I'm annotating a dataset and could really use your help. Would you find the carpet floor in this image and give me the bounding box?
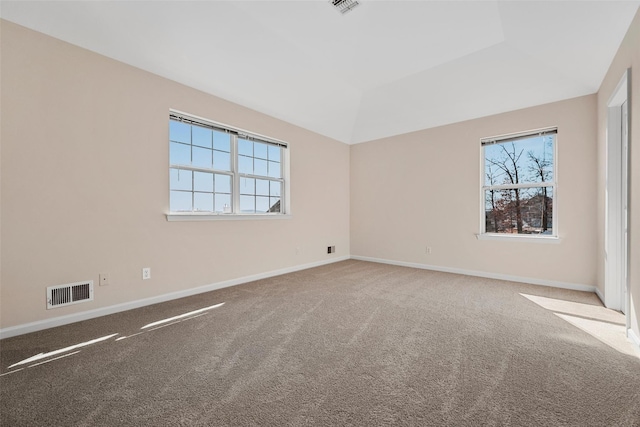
[1,260,639,426]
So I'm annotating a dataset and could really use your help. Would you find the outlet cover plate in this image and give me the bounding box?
[99,273,110,286]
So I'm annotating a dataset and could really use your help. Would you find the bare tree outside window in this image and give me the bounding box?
[485,163,501,233]
[482,130,555,236]
[527,146,553,232]
[486,142,525,232]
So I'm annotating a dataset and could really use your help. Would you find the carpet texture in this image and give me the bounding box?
[1,260,639,426]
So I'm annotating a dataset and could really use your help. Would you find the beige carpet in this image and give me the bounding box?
[1,260,639,426]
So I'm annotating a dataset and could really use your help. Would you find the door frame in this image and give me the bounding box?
[604,68,630,329]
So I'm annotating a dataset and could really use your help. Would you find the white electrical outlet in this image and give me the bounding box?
[426,246,432,254]
[99,273,110,286]
[142,268,151,280]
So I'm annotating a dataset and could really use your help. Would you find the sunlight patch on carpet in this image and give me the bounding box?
[8,333,118,369]
[520,293,638,358]
[140,302,224,330]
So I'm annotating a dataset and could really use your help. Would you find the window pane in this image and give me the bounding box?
[170,121,190,143]
[256,179,269,196]
[255,159,268,176]
[256,196,269,213]
[215,174,231,193]
[485,187,553,235]
[238,155,253,175]
[170,191,192,211]
[192,147,213,169]
[213,130,230,152]
[215,194,231,213]
[213,150,231,171]
[169,115,286,217]
[268,145,281,162]
[170,169,192,191]
[268,161,281,178]
[270,181,281,197]
[484,134,554,186]
[240,177,255,195]
[194,192,214,212]
[192,125,212,148]
[254,142,268,160]
[527,135,554,183]
[170,142,191,165]
[240,195,255,213]
[194,171,213,192]
[269,197,281,213]
[238,139,253,156]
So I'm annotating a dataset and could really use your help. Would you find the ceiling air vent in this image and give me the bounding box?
[47,280,94,309]
[331,0,360,14]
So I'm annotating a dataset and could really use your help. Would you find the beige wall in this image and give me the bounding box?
[596,8,640,338]
[351,95,598,287]
[0,21,350,329]
[2,12,638,337]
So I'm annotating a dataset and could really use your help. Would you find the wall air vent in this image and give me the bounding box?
[331,0,360,14]
[47,281,94,309]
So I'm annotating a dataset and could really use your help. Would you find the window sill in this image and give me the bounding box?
[167,213,292,222]
[476,233,560,243]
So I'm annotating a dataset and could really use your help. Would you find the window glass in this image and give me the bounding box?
[255,159,268,176]
[193,171,213,193]
[192,126,212,148]
[484,136,554,185]
[270,181,281,197]
[170,169,192,191]
[169,115,287,215]
[254,142,268,160]
[213,151,231,171]
[170,142,190,166]
[238,139,253,156]
[256,196,269,212]
[194,193,214,212]
[269,198,281,213]
[213,131,230,152]
[268,145,280,162]
[482,131,555,236]
[215,194,231,212]
[268,161,281,178]
[256,179,269,196]
[169,121,190,143]
[240,177,255,195]
[240,195,255,213]
[215,174,231,194]
[192,147,212,169]
[238,156,253,175]
[170,191,192,211]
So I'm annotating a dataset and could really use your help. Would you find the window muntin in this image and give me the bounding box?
[169,113,287,215]
[481,128,556,236]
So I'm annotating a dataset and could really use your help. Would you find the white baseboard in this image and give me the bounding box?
[594,287,605,304]
[0,255,608,339]
[628,329,640,350]
[0,256,349,340]
[350,255,597,293]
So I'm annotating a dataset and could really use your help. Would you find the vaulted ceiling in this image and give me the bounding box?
[2,1,638,144]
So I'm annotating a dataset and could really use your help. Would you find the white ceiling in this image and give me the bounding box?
[1,1,638,144]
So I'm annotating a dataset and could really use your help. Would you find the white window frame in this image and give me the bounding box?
[478,127,559,242]
[166,110,291,221]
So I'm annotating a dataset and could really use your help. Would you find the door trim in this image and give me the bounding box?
[604,69,630,331]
